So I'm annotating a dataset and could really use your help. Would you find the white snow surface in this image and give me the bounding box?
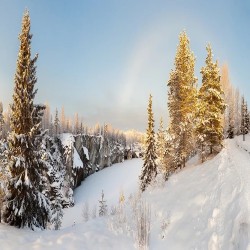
[0,137,249,249]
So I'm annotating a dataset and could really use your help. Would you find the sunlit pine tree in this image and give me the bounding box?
[196,44,225,159]
[167,31,197,168]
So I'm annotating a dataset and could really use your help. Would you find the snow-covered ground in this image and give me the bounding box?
[0,137,249,249]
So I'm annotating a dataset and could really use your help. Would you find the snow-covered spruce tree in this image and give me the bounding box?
[2,11,50,229]
[167,31,197,169]
[163,129,175,180]
[245,104,250,134]
[49,115,54,137]
[241,96,249,140]
[99,190,107,216]
[42,103,50,131]
[139,94,157,192]
[196,44,225,158]
[54,109,60,136]
[156,117,165,171]
[227,107,234,139]
[41,135,64,230]
[0,144,8,223]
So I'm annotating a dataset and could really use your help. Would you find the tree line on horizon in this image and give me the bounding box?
[140,31,250,192]
[0,102,142,147]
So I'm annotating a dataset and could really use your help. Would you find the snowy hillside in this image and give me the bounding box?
[0,137,249,249]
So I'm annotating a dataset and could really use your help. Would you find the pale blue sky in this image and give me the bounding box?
[0,0,249,131]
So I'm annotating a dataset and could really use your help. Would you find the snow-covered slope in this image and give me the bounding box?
[0,137,249,249]
[146,138,249,250]
[62,158,142,228]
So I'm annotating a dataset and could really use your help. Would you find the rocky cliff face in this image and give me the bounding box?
[74,134,125,172]
[59,133,127,189]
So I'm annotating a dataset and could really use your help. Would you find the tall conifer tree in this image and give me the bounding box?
[241,96,249,140]
[140,94,157,192]
[196,44,225,158]
[167,31,197,169]
[54,109,60,136]
[3,10,50,229]
[245,103,250,134]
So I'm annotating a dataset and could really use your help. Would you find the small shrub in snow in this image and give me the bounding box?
[108,204,127,235]
[130,191,142,217]
[82,202,89,222]
[128,193,133,203]
[107,191,153,249]
[119,190,125,205]
[134,200,151,250]
[160,217,170,239]
[110,205,117,216]
[154,211,170,240]
[50,199,63,230]
[99,190,108,217]
[62,181,74,208]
